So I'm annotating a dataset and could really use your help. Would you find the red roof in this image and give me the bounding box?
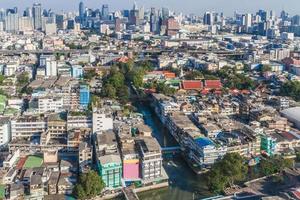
[115,56,129,63]
[163,72,176,79]
[16,157,27,170]
[182,80,203,90]
[204,80,222,89]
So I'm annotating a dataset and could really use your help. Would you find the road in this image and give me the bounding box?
[0,49,248,56]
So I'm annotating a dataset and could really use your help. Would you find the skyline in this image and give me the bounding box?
[0,0,298,16]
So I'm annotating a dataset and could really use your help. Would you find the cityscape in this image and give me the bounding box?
[0,1,300,200]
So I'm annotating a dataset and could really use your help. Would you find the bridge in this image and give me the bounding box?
[161,146,181,156]
[122,187,139,200]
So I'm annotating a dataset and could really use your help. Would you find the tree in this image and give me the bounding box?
[73,170,105,200]
[205,153,247,193]
[127,69,144,88]
[108,71,125,89]
[102,84,116,98]
[117,85,129,104]
[84,69,97,81]
[0,75,5,85]
[184,70,204,80]
[17,72,30,87]
[280,81,300,101]
[156,82,176,96]
[259,156,293,176]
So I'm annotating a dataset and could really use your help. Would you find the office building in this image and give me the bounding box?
[5,12,19,33]
[45,23,56,35]
[79,1,85,24]
[45,58,57,77]
[203,12,214,25]
[32,3,42,30]
[18,16,34,32]
[102,4,109,20]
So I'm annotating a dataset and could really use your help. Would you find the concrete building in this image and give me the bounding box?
[46,59,57,77]
[0,117,11,148]
[92,109,113,133]
[45,23,57,35]
[18,16,33,32]
[11,115,47,139]
[98,154,122,188]
[122,143,140,181]
[135,137,162,180]
[38,96,64,114]
[5,12,19,33]
[95,131,122,189]
[71,65,83,78]
[4,63,18,76]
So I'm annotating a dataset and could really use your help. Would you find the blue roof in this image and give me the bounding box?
[195,137,214,147]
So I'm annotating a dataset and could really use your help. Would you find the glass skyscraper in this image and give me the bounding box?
[32,3,42,30]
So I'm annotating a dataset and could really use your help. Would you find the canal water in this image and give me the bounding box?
[134,102,212,200]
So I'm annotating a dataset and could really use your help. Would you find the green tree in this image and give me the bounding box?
[259,156,293,176]
[280,81,300,101]
[117,85,129,104]
[0,75,5,85]
[102,84,117,98]
[17,72,30,87]
[205,153,247,193]
[156,82,176,96]
[127,69,144,88]
[184,70,204,80]
[108,71,125,89]
[73,170,105,200]
[84,69,97,81]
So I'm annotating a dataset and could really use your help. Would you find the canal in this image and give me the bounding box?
[134,102,211,200]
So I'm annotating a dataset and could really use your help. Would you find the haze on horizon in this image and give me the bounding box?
[0,0,299,16]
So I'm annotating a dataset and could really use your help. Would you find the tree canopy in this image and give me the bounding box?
[205,153,247,194]
[73,170,105,200]
[280,80,300,101]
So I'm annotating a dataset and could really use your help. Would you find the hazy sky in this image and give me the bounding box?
[0,0,299,16]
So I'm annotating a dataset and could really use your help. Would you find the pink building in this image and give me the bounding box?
[123,159,139,180]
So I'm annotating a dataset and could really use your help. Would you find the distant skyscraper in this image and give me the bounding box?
[24,7,32,17]
[79,1,85,24]
[162,7,170,20]
[257,10,268,22]
[55,14,64,30]
[150,8,159,33]
[203,12,214,25]
[32,3,42,30]
[242,13,252,27]
[292,15,300,26]
[102,4,109,20]
[0,9,6,21]
[5,12,19,33]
